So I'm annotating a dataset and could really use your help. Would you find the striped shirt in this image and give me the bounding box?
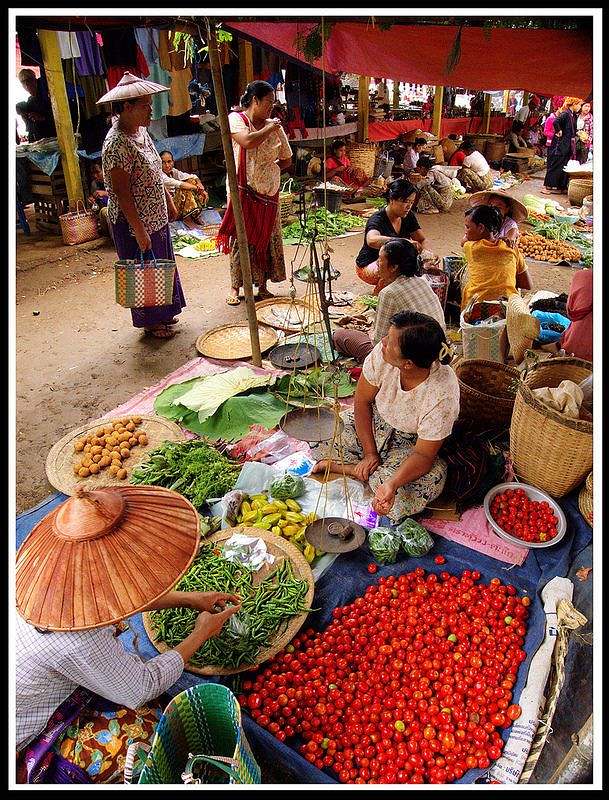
[373,275,446,345]
[16,613,183,750]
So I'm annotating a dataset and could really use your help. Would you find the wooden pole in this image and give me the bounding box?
[238,38,254,97]
[503,90,510,114]
[357,75,369,142]
[482,93,492,134]
[522,91,531,107]
[207,22,262,366]
[38,29,84,208]
[432,85,444,138]
[392,80,400,110]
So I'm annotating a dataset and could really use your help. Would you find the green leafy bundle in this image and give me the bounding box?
[274,368,355,406]
[282,209,363,243]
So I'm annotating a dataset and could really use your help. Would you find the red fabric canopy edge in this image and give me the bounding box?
[226,20,592,99]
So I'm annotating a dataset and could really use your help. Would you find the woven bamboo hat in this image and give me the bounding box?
[96,71,169,105]
[16,486,200,632]
[469,191,528,223]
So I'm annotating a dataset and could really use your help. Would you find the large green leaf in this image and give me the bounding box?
[192,392,287,441]
[153,377,202,422]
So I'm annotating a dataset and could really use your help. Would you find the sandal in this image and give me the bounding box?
[144,325,176,339]
[226,294,241,306]
[256,289,275,301]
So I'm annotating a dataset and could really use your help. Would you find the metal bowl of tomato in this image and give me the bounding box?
[484,482,567,549]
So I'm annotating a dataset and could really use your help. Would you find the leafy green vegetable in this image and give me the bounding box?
[176,367,275,423]
[357,294,379,310]
[368,527,401,564]
[130,440,241,509]
[282,209,363,243]
[397,519,434,556]
[270,473,306,500]
[274,368,355,404]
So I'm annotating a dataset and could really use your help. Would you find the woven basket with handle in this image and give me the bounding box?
[455,359,521,431]
[578,472,593,526]
[346,141,377,178]
[506,294,541,365]
[59,200,99,246]
[510,357,592,497]
[568,178,593,207]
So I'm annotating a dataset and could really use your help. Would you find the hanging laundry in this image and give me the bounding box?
[148,117,168,140]
[149,63,171,120]
[167,68,192,116]
[102,29,138,68]
[74,31,104,76]
[106,65,148,90]
[136,45,150,78]
[134,27,160,66]
[57,31,81,60]
[158,29,192,72]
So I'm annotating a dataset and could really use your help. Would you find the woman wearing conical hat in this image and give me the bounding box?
[15,486,240,783]
[97,72,186,339]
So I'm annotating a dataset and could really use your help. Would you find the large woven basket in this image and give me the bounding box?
[568,178,593,207]
[506,294,541,365]
[346,140,377,178]
[59,200,99,246]
[486,141,508,162]
[279,193,294,226]
[510,357,593,497]
[578,472,593,526]
[455,359,521,431]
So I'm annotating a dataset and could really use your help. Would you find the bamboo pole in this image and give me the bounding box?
[207,22,262,366]
[357,75,369,141]
[38,29,84,208]
[482,93,492,134]
[432,85,444,138]
[392,80,400,110]
[503,90,510,114]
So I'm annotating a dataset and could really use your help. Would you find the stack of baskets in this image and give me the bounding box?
[455,359,521,431]
[568,178,593,207]
[346,141,377,179]
[510,357,592,497]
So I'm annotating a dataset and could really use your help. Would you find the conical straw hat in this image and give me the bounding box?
[469,190,528,223]
[96,71,170,105]
[16,486,200,632]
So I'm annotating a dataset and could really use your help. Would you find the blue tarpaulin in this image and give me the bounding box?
[15,489,591,783]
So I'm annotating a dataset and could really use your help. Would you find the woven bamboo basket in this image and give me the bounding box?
[279,193,294,226]
[441,138,459,159]
[455,359,521,431]
[346,141,377,178]
[510,357,593,497]
[486,141,508,162]
[506,294,541,365]
[59,200,99,246]
[568,178,593,207]
[578,472,593,526]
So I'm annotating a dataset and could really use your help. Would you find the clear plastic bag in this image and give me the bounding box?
[397,519,434,557]
[368,527,401,564]
[579,375,593,413]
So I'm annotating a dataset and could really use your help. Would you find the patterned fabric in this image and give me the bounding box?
[373,276,446,345]
[55,700,163,781]
[362,344,460,441]
[115,255,176,308]
[333,328,374,362]
[228,112,292,197]
[416,183,454,214]
[457,166,494,191]
[102,122,168,234]
[15,613,183,751]
[229,209,286,290]
[461,239,527,309]
[356,261,380,288]
[311,409,448,522]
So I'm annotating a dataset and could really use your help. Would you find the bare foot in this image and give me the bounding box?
[311,459,356,477]
[144,325,176,339]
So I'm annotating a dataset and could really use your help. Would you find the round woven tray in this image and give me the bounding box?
[456,359,521,431]
[143,527,314,676]
[578,472,593,526]
[45,415,186,497]
[195,322,278,360]
[255,298,321,333]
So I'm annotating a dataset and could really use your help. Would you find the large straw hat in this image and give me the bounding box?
[469,190,528,223]
[16,486,200,632]
[96,71,170,105]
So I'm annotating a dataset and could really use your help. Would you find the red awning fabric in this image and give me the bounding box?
[226,21,592,98]
[368,116,511,142]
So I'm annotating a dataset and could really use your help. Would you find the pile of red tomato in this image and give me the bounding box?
[239,568,527,784]
[490,488,559,544]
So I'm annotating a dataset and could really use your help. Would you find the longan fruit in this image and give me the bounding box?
[138,435,148,446]
[84,444,92,453]
[128,437,138,446]
[89,463,100,474]
[96,428,105,437]
[82,457,92,467]
[74,440,85,452]
[100,456,111,468]
[73,465,81,476]
[131,416,142,425]
[112,451,123,461]
[85,434,94,443]
[108,464,119,476]
[120,449,131,459]
[126,422,136,433]
[101,448,111,457]
[116,468,128,480]
[113,422,122,431]
[104,425,114,435]
[91,437,100,446]
[92,454,102,463]
[78,467,90,478]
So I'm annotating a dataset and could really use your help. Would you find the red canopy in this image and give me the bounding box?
[226,20,592,99]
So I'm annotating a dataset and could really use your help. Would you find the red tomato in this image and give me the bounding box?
[434,555,446,565]
[367,563,378,574]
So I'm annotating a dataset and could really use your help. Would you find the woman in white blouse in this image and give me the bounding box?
[312,311,460,521]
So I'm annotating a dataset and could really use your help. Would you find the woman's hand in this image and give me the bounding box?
[197,186,209,204]
[187,592,240,614]
[192,605,241,640]
[352,453,380,482]
[372,480,397,516]
[408,238,423,253]
[134,222,152,252]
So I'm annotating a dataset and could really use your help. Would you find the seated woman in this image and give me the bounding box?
[447,138,471,168]
[411,155,454,214]
[468,189,527,248]
[402,137,427,173]
[312,311,460,521]
[561,268,592,361]
[334,238,445,362]
[355,178,426,292]
[325,139,368,190]
[460,204,532,309]
[160,150,209,225]
[87,160,111,237]
[507,119,529,153]
[457,140,494,191]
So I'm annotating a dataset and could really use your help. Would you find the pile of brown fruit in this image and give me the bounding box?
[73,417,148,481]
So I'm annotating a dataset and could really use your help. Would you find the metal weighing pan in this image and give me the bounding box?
[269,343,322,370]
[305,516,367,554]
[280,407,343,443]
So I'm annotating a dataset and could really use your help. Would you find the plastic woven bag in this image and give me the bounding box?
[368,526,401,564]
[125,684,261,785]
[114,250,175,308]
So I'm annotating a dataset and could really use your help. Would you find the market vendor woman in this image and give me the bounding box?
[325,139,368,189]
[15,487,240,783]
[312,311,460,521]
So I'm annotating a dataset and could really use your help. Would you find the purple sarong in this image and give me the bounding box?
[110,216,186,329]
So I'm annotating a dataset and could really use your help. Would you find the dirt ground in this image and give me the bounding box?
[15,174,578,514]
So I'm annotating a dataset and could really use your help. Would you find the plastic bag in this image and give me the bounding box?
[579,375,593,413]
[397,518,434,557]
[368,527,401,564]
[531,310,570,343]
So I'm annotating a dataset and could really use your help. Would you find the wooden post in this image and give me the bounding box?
[522,91,530,107]
[392,80,400,110]
[432,85,444,138]
[38,29,84,208]
[238,38,254,96]
[503,90,510,114]
[482,93,492,134]
[357,75,369,142]
[207,23,262,366]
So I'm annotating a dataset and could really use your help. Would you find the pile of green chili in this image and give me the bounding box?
[149,543,311,669]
